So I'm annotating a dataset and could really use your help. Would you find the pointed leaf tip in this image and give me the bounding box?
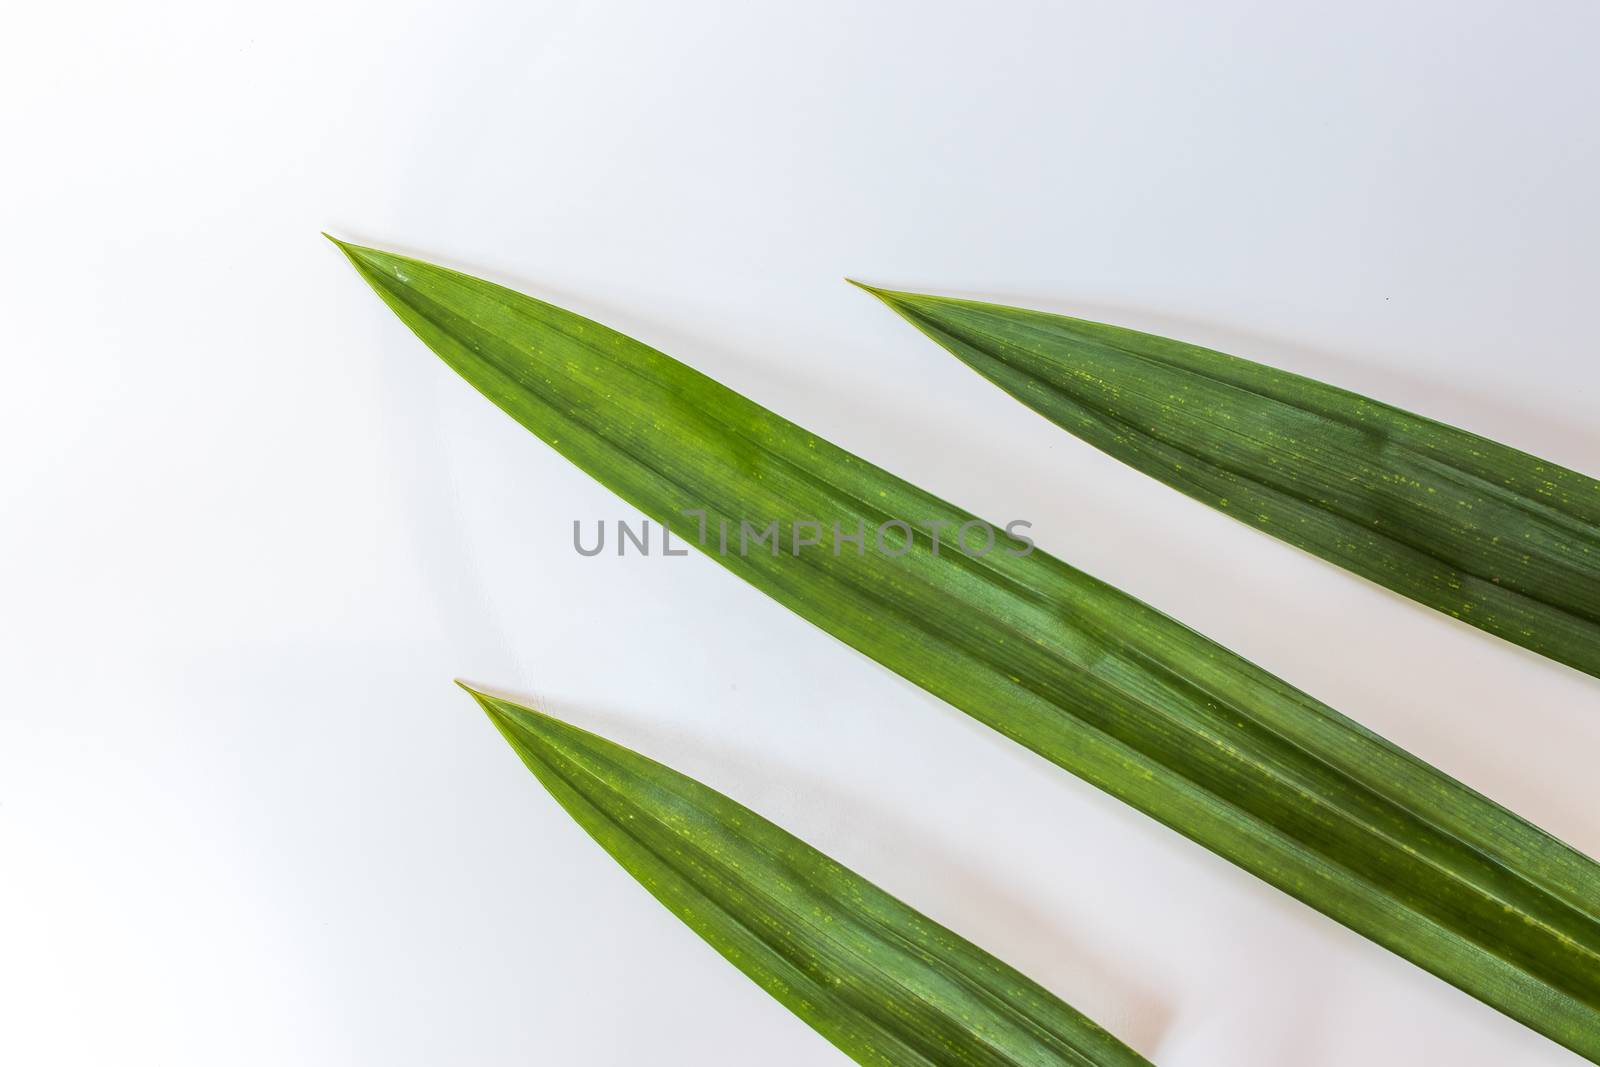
[846,279,927,318]
[844,277,897,301]
[322,232,361,258]
[456,683,582,759]
[457,680,522,731]
[460,690,496,724]
[324,233,379,277]
[323,234,402,272]
[459,682,520,724]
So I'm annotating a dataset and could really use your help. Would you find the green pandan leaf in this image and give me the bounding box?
[860,286,1600,679]
[333,239,1600,1061]
[467,686,1152,1067]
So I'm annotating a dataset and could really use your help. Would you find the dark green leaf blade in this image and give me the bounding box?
[467,686,1153,1067]
[333,239,1600,1060]
[859,286,1600,678]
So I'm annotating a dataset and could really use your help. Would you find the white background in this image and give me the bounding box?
[3,2,1597,1064]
